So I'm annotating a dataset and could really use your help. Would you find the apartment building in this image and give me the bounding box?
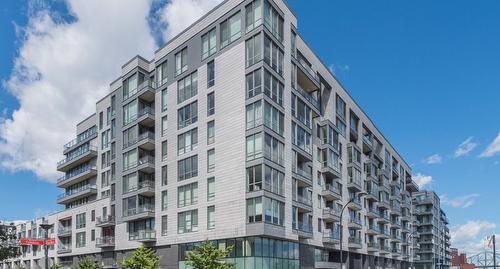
[1,0,451,268]
[413,191,452,269]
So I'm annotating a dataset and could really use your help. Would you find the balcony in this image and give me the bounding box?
[347,198,362,211]
[96,236,115,248]
[130,230,156,242]
[137,80,156,102]
[367,242,379,252]
[321,184,341,200]
[292,167,313,186]
[293,222,313,238]
[322,208,340,222]
[137,131,155,151]
[293,195,313,212]
[57,227,72,237]
[322,229,340,245]
[57,145,98,172]
[137,107,155,127]
[137,155,155,174]
[366,224,381,235]
[348,216,362,229]
[392,248,402,256]
[292,84,320,113]
[122,204,155,222]
[57,165,97,188]
[320,160,342,179]
[96,215,115,227]
[57,185,97,204]
[380,229,391,239]
[293,52,320,91]
[391,233,402,242]
[137,180,155,196]
[365,186,379,201]
[379,245,391,255]
[63,129,97,154]
[348,237,362,249]
[362,134,373,154]
[378,212,391,224]
[57,244,72,254]
[366,208,380,219]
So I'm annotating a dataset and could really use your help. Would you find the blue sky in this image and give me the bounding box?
[1,0,500,253]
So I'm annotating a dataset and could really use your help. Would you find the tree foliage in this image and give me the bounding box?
[121,246,161,269]
[0,225,20,262]
[50,263,62,269]
[72,257,102,269]
[186,240,235,269]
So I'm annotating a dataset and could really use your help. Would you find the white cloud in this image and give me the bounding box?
[0,0,156,182]
[440,193,480,208]
[451,220,496,255]
[328,63,350,75]
[156,0,223,41]
[413,173,433,189]
[480,133,500,158]
[454,137,478,158]
[423,154,442,164]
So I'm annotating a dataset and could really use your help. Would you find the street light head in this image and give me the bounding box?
[39,223,53,230]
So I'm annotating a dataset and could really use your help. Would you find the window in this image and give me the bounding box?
[178,128,198,155]
[246,100,263,130]
[207,206,215,230]
[91,229,95,241]
[336,117,346,137]
[178,210,198,234]
[264,101,284,136]
[178,155,198,181]
[123,100,138,125]
[177,71,198,104]
[123,149,137,171]
[291,94,312,128]
[123,125,137,149]
[76,213,86,229]
[156,60,168,86]
[336,94,346,119]
[123,73,145,100]
[263,0,284,41]
[246,68,262,99]
[245,33,262,67]
[162,190,168,210]
[91,210,95,221]
[245,0,262,32]
[123,196,137,217]
[207,61,215,87]
[201,28,217,60]
[246,165,262,192]
[162,89,168,111]
[246,133,263,161]
[175,47,188,76]
[207,177,215,201]
[207,121,215,145]
[161,215,168,236]
[264,34,284,75]
[76,232,85,248]
[207,92,215,116]
[264,133,284,165]
[177,101,198,129]
[246,197,262,223]
[207,149,215,173]
[263,197,284,225]
[292,122,312,154]
[162,116,168,137]
[264,165,284,195]
[161,165,168,186]
[162,141,168,161]
[123,172,138,193]
[263,70,283,106]
[291,30,297,57]
[221,12,241,48]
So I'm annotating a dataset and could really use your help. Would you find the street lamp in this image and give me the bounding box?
[339,192,366,269]
[39,223,54,269]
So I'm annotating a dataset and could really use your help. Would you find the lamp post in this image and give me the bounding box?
[39,223,54,269]
[339,192,366,269]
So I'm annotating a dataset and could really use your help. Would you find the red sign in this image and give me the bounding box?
[20,238,56,246]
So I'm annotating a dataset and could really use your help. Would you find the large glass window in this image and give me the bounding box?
[123,100,138,125]
[207,121,215,145]
[177,72,198,104]
[207,177,215,201]
[76,232,86,248]
[245,0,262,32]
[264,102,284,136]
[264,133,284,165]
[161,215,168,236]
[123,73,145,100]
[263,197,284,225]
[162,115,168,137]
[207,149,215,173]
[162,140,168,161]
[178,128,198,155]
[76,213,86,229]
[336,94,346,119]
[207,60,215,88]
[177,101,198,129]
[123,149,138,171]
[162,89,168,111]
[246,100,262,130]
[207,92,215,116]
[178,182,198,207]
[246,133,263,161]
[123,172,138,193]
[162,190,168,210]
[292,122,312,154]
[264,34,284,75]
[220,12,241,48]
[178,210,198,234]
[122,125,137,149]
[264,165,284,195]
[246,197,262,223]
[178,155,198,181]
[245,33,262,67]
[246,68,262,99]
[263,70,283,106]
[201,28,217,60]
[175,47,188,76]
[156,61,168,87]
[291,94,312,128]
[246,165,262,192]
[263,0,284,41]
[207,206,215,230]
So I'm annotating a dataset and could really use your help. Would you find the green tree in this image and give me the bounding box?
[50,263,62,269]
[0,224,19,262]
[72,257,101,269]
[121,246,161,269]
[186,240,235,269]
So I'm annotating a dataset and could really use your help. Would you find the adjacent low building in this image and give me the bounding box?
[0,0,451,268]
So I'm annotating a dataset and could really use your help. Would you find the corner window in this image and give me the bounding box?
[245,0,262,32]
[201,28,217,60]
[220,12,241,48]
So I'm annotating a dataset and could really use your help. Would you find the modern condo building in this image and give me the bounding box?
[1,0,450,268]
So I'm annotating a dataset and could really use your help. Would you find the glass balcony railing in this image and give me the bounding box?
[124,204,155,217]
[323,184,341,196]
[294,195,312,207]
[138,107,155,117]
[57,146,97,167]
[293,167,312,180]
[57,165,96,184]
[129,230,156,241]
[57,184,96,200]
[349,216,362,226]
[296,222,313,233]
[57,227,72,235]
[96,236,115,246]
[323,229,340,240]
[96,215,115,226]
[348,236,361,245]
[322,207,341,217]
[293,84,320,111]
[296,55,320,84]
